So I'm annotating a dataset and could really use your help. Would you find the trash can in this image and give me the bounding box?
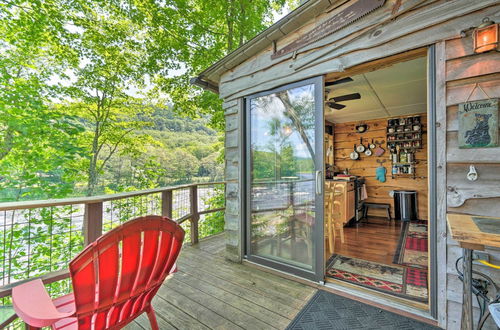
[393,190,418,221]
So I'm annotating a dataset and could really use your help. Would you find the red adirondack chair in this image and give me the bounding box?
[12,215,185,329]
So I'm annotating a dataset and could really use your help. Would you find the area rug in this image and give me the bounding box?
[326,255,428,302]
[393,221,428,269]
[286,290,439,330]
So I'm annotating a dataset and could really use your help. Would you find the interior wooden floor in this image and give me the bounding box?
[325,217,403,266]
[124,234,317,330]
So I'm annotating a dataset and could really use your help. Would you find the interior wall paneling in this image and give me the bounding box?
[333,115,428,220]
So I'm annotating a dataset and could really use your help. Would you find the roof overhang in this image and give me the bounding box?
[191,0,336,93]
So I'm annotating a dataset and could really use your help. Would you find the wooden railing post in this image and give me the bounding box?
[161,190,173,219]
[190,185,199,245]
[83,202,103,245]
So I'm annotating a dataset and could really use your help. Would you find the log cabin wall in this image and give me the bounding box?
[442,35,500,330]
[216,1,500,329]
[333,116,428,220]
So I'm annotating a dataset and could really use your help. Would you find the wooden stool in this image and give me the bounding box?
[324,184,345,252]
[363,202,391,221]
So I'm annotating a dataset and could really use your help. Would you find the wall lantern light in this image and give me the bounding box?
[473,19,499,53]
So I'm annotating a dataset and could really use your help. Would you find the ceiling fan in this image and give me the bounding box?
[325,77,361,110]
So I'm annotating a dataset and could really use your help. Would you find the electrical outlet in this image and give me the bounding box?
[473,251,490,265]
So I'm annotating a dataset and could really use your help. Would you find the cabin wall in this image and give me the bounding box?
[333,116,428,220]
[443,35,500,330]
[219,1,500,329]
[224,99,243,263]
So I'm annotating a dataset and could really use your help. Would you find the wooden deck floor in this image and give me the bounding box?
[125,234,317,330]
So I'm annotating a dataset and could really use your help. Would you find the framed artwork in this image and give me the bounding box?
[458,98,498,149]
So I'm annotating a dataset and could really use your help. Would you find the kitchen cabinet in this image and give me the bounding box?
[325,180,355,224]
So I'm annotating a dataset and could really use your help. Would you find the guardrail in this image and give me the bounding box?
[0,182,225,306]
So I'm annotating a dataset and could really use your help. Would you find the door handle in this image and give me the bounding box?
[315,170,322,195]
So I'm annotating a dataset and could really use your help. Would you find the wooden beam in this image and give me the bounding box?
[161,190,173,219]
[446,51,500,82]
[83,202,103,245]
[190,185,199,245]
[434,40,448,328]
[0,182,225,211]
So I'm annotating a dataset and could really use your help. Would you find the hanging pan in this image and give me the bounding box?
[356,138,366,153]
[350,144,360,160]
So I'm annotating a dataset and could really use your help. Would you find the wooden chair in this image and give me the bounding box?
[12,215,185,330]
[324,191,335,253]
[325,183,345,251]
[331,183,345,244]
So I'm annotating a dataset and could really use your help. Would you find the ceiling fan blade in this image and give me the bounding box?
[325,77,353,87]
[330,93,361,102]
[327,102,346,110]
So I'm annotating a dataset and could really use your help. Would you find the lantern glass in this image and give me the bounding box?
[474,23,499,53]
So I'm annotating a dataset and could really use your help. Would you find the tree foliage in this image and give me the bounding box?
[131,0,299,130]
[0,0,298,307]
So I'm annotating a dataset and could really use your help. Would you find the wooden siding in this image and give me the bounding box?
[444,34,500,330]
[333,116,428,219]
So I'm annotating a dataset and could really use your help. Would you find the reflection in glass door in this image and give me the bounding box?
[246,77,323,281]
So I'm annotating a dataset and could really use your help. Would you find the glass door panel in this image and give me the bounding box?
[246,77,324,281]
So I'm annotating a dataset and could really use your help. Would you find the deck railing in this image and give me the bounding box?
[0,182,225,311]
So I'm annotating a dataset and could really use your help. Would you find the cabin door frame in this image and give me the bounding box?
[321,46,438,317]
[427,44,438,319]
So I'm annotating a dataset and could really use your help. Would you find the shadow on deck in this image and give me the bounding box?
[126,234,317,330]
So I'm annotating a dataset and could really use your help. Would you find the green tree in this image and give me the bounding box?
[60,4,157,196]
[131,0,299,131]
[0,0,84,201]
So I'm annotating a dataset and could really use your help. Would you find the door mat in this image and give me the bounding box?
[326,255,428,302]
[393,220,428,269]
[286,290,438,330]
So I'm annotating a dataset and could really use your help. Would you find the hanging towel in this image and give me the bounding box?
[361,184,368,200]
[376,165,387,183]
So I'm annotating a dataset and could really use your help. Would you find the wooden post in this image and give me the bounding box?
[161,190,173,219]
[83,202,103,245]
[461,248,474,330]
[190,185,199,245]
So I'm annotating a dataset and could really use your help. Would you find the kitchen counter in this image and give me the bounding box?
[325,181,355,224]
[326,176,357,182]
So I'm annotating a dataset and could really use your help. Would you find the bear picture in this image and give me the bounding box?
[458,99,498,149]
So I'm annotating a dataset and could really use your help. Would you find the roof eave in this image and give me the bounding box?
[191,0,335,92]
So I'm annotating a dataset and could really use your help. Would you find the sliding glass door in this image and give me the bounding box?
[245,77,324,281]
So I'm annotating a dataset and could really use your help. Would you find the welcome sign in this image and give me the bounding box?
[458,99,498,149]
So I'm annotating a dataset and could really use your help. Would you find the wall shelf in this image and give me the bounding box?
[388,115,422,179]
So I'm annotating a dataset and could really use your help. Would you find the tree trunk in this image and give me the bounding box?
[226,0,235,52]
[0,128,14,161]
[86,122,101,196]
[238,0,245,47]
